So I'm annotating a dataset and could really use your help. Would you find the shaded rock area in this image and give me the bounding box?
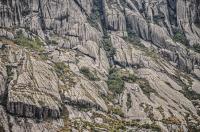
[0,0,200,132]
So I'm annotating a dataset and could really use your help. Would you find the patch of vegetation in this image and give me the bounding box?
[162,116,181,125]
[87,0,103,29]
[6,65,14,82]
[170,71,200,107]
[107,68,157,101]
[173,30,200,54]
[140,103,154,120]
[77,106,92,112]
[138,79,158,98]
[15,30,44,52]
[174,72,200,101]
[54,62,68,77]
[123,23,144,47]
[72,112,161,131]
[107,68,141,96]
[124,32,142,46]
[90,0,101,22]
[182,88,200,101]
[102,36,116,59]
[80,67,99,81]
[38,53,49,60]
[121,71,138,83]
[141,123,161,131]
[173,31,189,46]
[107,68,124,95]
[153,13,165,25]
[192,44,200,53]
[46,39,58,45]
[54,62,76,88]
[110,106,124,117]
[157,106,165,118]
[185,113,200,132]
[144,48,159,60]
[126,93,132,110]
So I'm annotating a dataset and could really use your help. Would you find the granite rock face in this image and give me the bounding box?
[0,0,200,131]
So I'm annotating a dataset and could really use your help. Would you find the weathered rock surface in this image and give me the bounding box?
[0,0,200,131]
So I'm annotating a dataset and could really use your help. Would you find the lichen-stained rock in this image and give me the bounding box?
[4,47,62,119]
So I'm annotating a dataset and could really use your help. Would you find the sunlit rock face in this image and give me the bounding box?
[0,0,200,131]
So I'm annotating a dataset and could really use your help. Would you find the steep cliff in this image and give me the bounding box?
[0,0,200,131]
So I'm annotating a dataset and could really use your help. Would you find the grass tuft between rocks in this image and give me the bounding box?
[80,67,99,81]
[15,30,44,52]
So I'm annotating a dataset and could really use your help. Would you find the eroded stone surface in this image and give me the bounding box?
[0,0,200,131]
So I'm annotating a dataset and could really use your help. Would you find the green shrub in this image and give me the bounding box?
[102,36,116,58]
[151,124,161,131]
[182,87,200,101]
[123,23,143,47]
[107,77,124,95]
[107,69,138,95]
[192,44,200,53]
[141,123,161,132]
[80,67,99,81]
[15,31,44,52]
[140,122,161,131]
[121,72,138,83]
[54,62,76,89]
[107,69,124,95]
[87,0,103,29]
[126,32,141,45]
[39,53,49,60]
[54,62,68,76]
[141,123,151,129]
[173,30,200,53]
[138,79,157,98]
[6,65,14,83]
[173,31,189,46]
[111,106,124,117]
[47,39,58,45]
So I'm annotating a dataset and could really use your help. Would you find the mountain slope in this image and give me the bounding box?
[0,0,200,131]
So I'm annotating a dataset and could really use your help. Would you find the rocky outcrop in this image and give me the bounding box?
[0,0,200,131]
[0,45,62,120]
